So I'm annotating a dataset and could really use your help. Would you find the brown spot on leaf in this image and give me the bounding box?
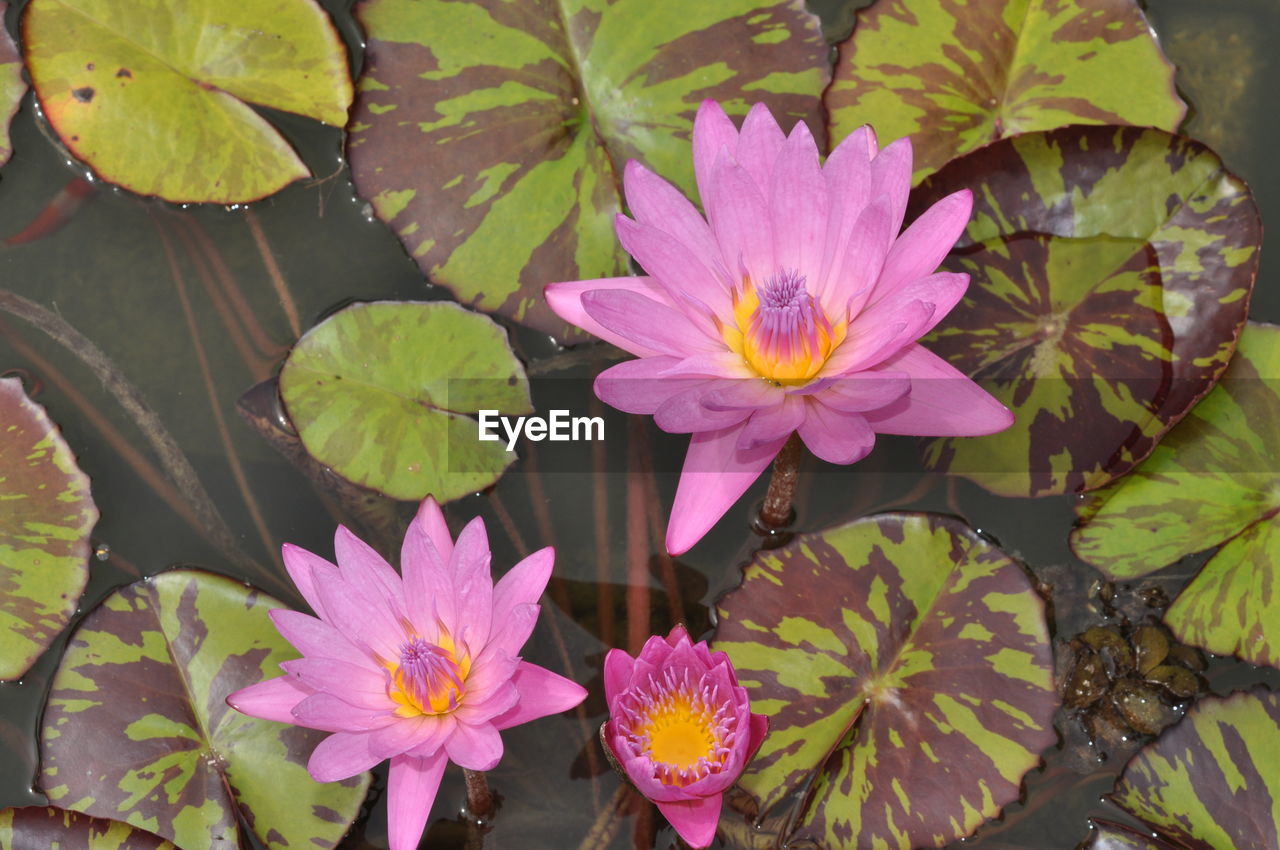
[116,68,132,78]
[71,86,94,103]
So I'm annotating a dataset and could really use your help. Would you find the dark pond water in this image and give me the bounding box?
[1,0,1278,848]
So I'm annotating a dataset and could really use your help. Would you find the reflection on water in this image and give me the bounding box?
[0,0,1278,848]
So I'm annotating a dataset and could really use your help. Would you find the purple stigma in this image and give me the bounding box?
[747,269,831,367]
[397,637,464,713]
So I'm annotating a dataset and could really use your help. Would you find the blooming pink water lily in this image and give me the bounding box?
[547,100,1013,554]
[226,498,588,850]
[602,625,766,848]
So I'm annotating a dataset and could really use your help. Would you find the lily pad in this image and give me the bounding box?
[712,513,1057,849]
[39,569,370,850]
[0,376,97,681]
[827,0,1185,181]
[1072,323,1280,667]
[1107,689,1280,848]
[0,2,26,168]
[910,126,1260,497]
[346,0,829,337]
[278,300,532,502]
[22,0,352,203]
[0,807,177,850]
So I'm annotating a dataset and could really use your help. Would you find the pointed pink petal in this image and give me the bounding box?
[403,497,454,574]
[818,196,893,315]
[448,516,493,649]
[666,425,783,555]
[594,357,706,414]
[603,648,635,706]
[444,720,505,771]
[400,507,452,633]
[737,397,804,451]
[461,647,520,707]
[796,400,876,465]
[615,215,729,329]
[545,276,676,357]
[869,136,913,242]
[693,100,739,207]
[865,344,1014,435]
[857,271,968,339]
[308,731,383,782]
[654,381,755,434]
[485,602,539,658]
[493,661,589,730]
[819,124,875,288]
[281,543,339,618]
[280,657,392,709]
[492,546,553,617]
[406,713,457,758]
[809,370,911,413]
[370,714,451,759]
[292,693,396,732]
[226,675,311,724]
[873,190,972,302]
[705,150,774,288]
[770,121,827,277]
[734,102,786,194]
[820,300,934,376]
[313,572,405,661]
[334,525,405,618]
[387,753,448,850]
[270,609,369,667]
[656,795,723,849]
[581,288,721,356]
[746,712,768,761]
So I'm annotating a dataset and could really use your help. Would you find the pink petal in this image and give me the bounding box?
[666,425,784,555]
[819,124,875,289]
[796,400,876,465]
[702,379,785,411]
[444,720,505,771]
[656,795,723,849]
[484,602,539,659]
[864,344,1014,436]
[403,497,454,574]
[406,713,457,757]
[770,121,827,278]
[225,675,311,725]
[858,271,969,339]
[615,216,729,333]
[873,190,972,303]
[280,657,392,709]
[292,693,395,732]
[581,288,721,356]
[400,509,452,634]
[313,572,405,661]
[448,516,494,649]
[705,150,774,288]
[820,299,934,376]
[270,609,369,667]
[492,547,553,619]
[808,371,911,413]
[819,196,894,316]
[457,681,520,726]
[545,276,677,357]
[334,525,405,614]
[386,753,448,850]
[462,646,520,704]
[654,382,755,434]
[746,712,769,762]
[734,102,786,194]
[308,731,383,782]
[659,351,756,380]
[594,357,706,414]
[692,100,739,207]
[493,661,589,730]
[869,136,914,243]
[281,543,339,618]
[371,714,449,759]
[737,397,804,451]
[602,648,635,707]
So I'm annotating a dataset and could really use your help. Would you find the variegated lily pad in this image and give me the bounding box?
[0,807,177,850]
[0,376,97,681]
[911,126,1260,498]
[39,569,370,850]
[346,0,829,337]
[827,0,1185,181]
[1072,323,1280,668]
[0,2,26,168]
[713,513,1057,849]
[1107,689,1280,848]
[22,0,352,203]
[279,301,532,502]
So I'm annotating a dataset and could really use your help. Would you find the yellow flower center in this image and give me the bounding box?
[387,631,470,718]
[721,269,846,385]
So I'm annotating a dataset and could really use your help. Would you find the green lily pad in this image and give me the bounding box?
[0,376,97,682]
[1108,689,1280,848]
[827,0,1185,182]
[1072,323,1280,667]
[39,569,370,850]
[0,2,26,168]
[0,807,177,850]
[22,0,352,203]
[910,126,1260,498]
[713,513,1057,849]
[279,300,532,502]
[346,0,829,337]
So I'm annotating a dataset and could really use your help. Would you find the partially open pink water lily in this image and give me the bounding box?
[226,498,587,850]
[602,625,766,848]
[547,100,1013,555]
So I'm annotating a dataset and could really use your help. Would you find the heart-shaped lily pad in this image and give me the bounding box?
[1072,322,1280,667]
[39,569,370,850]
[0,376,97,681]
[0,2,25,168]
[279,300,532,502]
[22,0,352,203]
[1106,689,1280,848]
[713,513,1057,849]
[827,0,1185,181]
[346,0,830,337]
[910,125,1260,498]
[0,807,177,850]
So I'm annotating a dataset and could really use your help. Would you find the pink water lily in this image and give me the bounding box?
[602,625,766,848]
[546,100,1012,555]
[226,498,588,850]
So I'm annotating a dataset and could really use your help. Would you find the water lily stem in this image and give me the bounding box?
[759,433,803,529]
[463,768,493,818]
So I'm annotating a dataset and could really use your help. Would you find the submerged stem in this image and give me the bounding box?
[463,768,493,818]
[759,432,803,529]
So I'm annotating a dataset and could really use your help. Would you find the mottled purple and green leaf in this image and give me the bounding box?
[0,2,25,168]
[1,807,177,850]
